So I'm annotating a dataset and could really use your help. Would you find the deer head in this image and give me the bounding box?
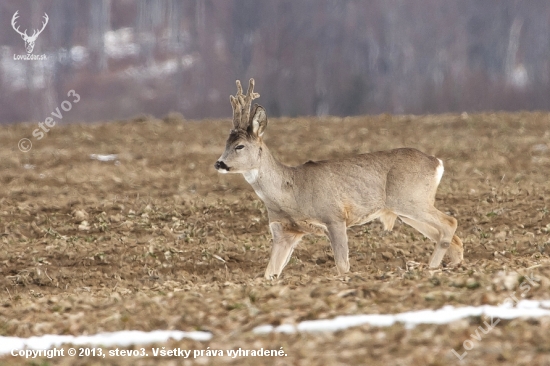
[11,11,49,54]
[215,78,267,174]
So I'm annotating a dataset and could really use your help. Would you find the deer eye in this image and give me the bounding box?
[235,145,245,150]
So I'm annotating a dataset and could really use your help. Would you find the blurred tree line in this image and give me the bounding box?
[1,0,549,123]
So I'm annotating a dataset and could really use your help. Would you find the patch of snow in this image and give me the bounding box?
[90,154,118,162]
[104,28,140,59]
[181,55,195,68]
[3,301,549,355]
[532,144,548,153]
[510,64,528,88]
[253,300,550,334]
[70,46,89,64]
[124,59,180,79]
[0,330,212,356]
[0,46,56,91]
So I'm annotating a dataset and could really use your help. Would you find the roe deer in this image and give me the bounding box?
[215,79,463,279]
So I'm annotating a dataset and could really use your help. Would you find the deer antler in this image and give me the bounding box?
[11,11,28,38]
[230,78,260,129]
[29,13,49,40]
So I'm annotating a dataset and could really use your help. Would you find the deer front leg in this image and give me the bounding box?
[264,222,303,280]
[326,222,350,275]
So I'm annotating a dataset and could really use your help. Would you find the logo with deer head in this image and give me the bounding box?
[11,11,49,54]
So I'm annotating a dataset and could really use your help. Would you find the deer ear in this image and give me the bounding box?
[250,104,267,137]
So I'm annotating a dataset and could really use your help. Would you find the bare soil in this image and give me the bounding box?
[1,112,550,365]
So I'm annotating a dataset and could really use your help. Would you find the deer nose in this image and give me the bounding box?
[214,161,229,171]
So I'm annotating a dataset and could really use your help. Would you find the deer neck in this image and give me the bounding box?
[242,143,289,198]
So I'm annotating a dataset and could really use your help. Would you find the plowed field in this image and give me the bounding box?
[1,112,550,365]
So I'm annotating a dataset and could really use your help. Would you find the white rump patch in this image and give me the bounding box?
[243,169,259,184]
[435,158,444,186]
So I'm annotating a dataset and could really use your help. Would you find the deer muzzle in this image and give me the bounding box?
[214,160,229,172]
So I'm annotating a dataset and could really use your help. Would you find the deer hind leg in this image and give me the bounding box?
[264,222,304,280]
[326,222,350,275]
[398,207,457,268]
[447,235,464,266]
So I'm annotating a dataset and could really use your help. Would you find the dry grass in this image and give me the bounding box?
[1,112,550,365]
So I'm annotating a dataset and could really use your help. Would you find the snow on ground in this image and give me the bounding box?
[0,330,212,356]
[104,28,140,59]
[2,300,550,356]
[1,27,196,93]
[253,299,550,334]
[89,153,119,162]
